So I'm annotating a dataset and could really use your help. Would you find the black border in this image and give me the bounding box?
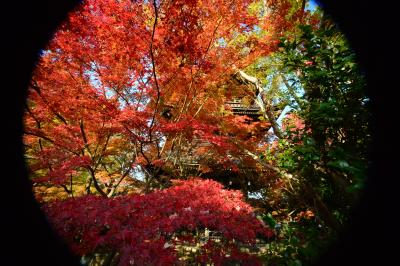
[2,1,395,265]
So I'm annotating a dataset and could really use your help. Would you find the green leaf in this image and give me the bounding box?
[263,213,276,228]
[327,160,349,170]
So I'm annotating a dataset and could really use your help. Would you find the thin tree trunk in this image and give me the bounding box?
[243,148,342,232]
[301,181,342,231]
[280,74,303,109]
[88,167,108,197]
[263,99,284,139]
[85,178,92,194]
[236,70,284,138]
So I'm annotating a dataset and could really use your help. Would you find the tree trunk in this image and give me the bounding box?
[85,178,92,195]
[301,181,342,231]
[236,70,284,138]
[88,167,108,197]
[243,147,342,232]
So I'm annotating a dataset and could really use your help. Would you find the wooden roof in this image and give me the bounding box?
[225,100,261,119]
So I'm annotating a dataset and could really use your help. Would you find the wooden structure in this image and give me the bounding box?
[225,98,282,121]
[225,99,262,120]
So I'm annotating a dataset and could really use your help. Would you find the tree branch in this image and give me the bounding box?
[243,147,342,231]
[30,81,68,125]
[235,70,284,138]
[80,119,93,157]
[280,74,303,109]
[23,130,81,156]
[87,166,107,197]
[148,0,161,140]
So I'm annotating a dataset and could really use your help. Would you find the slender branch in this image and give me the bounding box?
[24,103,41,128]
[24,103,45,152]
[80,119,93,157]
[85,178,92,194]
[92,125,109,158]
[60,184,71,196]
[23,130,82,156]
[30,81,68,125]
[159,135,169,156]
[193,95,210,118]
[107,162,134,197]
[70,174,74,198]
[139,141,152,166]
[280,74,303,109]
[61,175,74,198]
[148,0,161,139]
[94,133,111,169]
[87,166,107,197]
[243,147,342,231]
[200,16,224,64]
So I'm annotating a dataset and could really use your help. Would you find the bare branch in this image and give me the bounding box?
[87,166,107,197]
[30,81,68,125]
[148,0,161,139]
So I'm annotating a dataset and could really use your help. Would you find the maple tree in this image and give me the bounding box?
[23,0,369,264]
[24,0,286,197]
[44,179,273,265]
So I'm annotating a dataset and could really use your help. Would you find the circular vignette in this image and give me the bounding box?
[3,0,392,265]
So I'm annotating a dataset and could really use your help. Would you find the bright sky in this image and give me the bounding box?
[306,0,319,12]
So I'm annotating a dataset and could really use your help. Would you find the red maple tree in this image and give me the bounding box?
[24,0,291,196]
[23,0,310,264]
[44,178,274,265]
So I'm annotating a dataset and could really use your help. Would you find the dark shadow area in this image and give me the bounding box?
[3,2,81,265]
[314,0,397,265]
[2,0,394,265]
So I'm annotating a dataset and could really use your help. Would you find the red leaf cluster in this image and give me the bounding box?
[43,178,273,265]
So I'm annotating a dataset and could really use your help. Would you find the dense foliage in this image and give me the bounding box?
[23,0,369,264]
[44,179,273,265]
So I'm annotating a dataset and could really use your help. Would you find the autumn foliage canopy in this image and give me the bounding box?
[24,0,288,196]
[23,0,368,264]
